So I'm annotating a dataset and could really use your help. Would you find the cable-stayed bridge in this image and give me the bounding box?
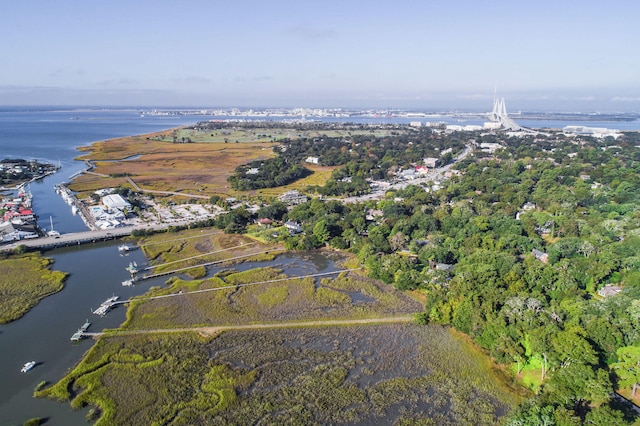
[487,97,535,133]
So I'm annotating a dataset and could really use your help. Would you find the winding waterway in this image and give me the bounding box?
[0,109,212,424]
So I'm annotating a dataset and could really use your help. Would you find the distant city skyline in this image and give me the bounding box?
[1,1,639,111]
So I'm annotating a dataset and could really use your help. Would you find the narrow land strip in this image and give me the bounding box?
[90,315,417,339]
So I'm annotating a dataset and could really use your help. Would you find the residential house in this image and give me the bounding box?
[284,221,302,234]
[597,284,622,298]
[532,249,549,263]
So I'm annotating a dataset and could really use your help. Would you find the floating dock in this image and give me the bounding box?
[70,330,84,341]
[71,320,92,341]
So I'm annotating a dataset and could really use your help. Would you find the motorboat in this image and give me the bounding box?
[21,361,36,373]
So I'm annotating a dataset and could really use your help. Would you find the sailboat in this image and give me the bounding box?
[47,216,60,237]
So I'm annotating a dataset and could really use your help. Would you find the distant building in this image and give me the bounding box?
[480,143,503,154]
[423,157,439,168]
[305,156,319,164]
[400,169,418,179]
[0,222,39,242]
[257,218,273,227]
[102,194,131,212]
[563,126,621,139]
[280,190,308,205]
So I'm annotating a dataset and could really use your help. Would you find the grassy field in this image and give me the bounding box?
[69,129,277,198]
[0,253,67,323]
[121,267,421,330]
[67,125,356,201]
[123,228,421,329]
[138,229,281,276]
[170,127,399,144]
[37,325,521,425]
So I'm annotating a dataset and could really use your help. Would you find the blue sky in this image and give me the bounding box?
[1,0,639,111]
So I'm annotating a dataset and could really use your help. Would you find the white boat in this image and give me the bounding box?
[122,279,133,287]
[93,295,119,316]
[118,244,134,253]
[21,361,36,373]
[47,216,61,237]
[105,295,119,304]
[126,261,138,274]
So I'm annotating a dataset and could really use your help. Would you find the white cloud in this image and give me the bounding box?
[611,96,640,102]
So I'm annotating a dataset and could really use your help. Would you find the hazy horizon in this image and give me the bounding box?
[2,1,639,113]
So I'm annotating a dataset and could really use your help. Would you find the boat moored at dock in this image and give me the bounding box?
[126,261,139,275]
[92,295,119,316]
[118,244,135,253]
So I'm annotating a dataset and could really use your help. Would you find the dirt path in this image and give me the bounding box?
[97,315,417,338]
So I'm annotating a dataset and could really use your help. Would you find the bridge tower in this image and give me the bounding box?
[487,96,526,131]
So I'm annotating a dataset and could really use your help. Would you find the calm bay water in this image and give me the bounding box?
[0,108,205,425]
[0,107,638,424]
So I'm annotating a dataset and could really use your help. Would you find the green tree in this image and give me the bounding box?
[615,345,640,397]
[313,220,330,244]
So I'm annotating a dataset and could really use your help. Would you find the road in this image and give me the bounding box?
[340,145,472,204]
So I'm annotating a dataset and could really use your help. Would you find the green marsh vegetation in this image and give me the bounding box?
[37,325,520,425]
[0,252,67,323]
[122,267,422,330]
[139,229,280,277]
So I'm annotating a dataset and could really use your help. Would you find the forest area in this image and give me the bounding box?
[211,123,640,424]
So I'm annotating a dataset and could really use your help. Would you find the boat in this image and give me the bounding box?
[81,319,91,331]
[47,216,61,237]
[92,305,110,316]
[104,295,119,304]
[126,261,138,274]
[122,279,134,287]
[118,244,134,253]
[71,205,78,215]
[92,295,119,316]
[21,361,36,373]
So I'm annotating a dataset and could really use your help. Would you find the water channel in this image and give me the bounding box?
[0,108,350,424]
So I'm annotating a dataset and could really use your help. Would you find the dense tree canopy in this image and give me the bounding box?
[211,123,640,423]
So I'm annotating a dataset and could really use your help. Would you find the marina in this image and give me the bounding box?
[0,108,210,425]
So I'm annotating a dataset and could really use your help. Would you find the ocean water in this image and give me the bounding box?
[0,107,203,233]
